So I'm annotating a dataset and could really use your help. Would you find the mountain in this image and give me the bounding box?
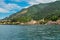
[5,1,60,22]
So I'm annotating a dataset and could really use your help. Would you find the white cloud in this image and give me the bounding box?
[27,0,57,5]
[0,0,22,13]
[11,0,57,5]
[5,4,22,11]
[0,0,57,13]
[0,8,9,13]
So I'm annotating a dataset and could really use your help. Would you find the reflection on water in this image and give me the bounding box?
[0,25,60,40]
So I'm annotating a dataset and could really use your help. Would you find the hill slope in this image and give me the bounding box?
[5,1,60,22]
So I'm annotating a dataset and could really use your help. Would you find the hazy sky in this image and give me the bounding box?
[0,0,56,19]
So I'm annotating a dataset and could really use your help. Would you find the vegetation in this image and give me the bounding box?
[2,1,60,24]
[50,16,58,21]
[11,16,32,23]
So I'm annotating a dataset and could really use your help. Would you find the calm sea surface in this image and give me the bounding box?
[0,25,60,40]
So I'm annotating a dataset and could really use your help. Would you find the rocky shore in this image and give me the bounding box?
[0,20,60,25]
[46,20,60,25]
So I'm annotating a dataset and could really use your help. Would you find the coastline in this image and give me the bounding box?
[0,20,60,25]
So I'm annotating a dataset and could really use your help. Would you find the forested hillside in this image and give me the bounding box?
[5,1,60,22]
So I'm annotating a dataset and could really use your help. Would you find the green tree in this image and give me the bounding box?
[18,16,32,22]
[11,18,17,22]
[50,16,58,21]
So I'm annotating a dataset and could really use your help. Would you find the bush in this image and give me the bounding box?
[11,16,32,23]
[50,16,58,21]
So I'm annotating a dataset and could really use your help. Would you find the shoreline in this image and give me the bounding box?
[0,20,60,25]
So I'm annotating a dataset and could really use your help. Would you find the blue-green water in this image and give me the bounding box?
[0,25,60,40]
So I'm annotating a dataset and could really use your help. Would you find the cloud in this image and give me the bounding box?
[0,0,57,13]
[5,4,22,11]
[0,8,9,13]
[10,0,57,5]
[27,0,57,5]
[0,0,22,13]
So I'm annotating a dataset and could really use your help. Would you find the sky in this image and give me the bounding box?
[0,0,57,19]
